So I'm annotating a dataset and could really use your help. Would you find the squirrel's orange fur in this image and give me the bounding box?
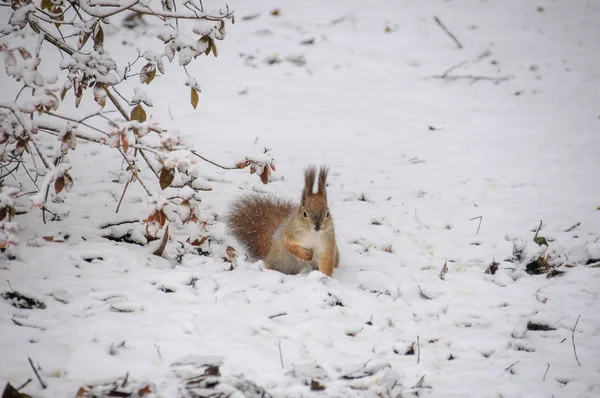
[226,165,339,276]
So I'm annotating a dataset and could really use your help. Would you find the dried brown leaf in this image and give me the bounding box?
[55,176,65,194]
[130,104,146,122]
[153,226,169,256]
[138,385,152,396]
[260,165,270,184]
[120,132,129,152]
[94,25,104,50]
[140,63,156,84]
[18,47,31,59]
[79,32,90,50]
[159,167,175,190]
[64,171,73,192]
[191,87,199,109]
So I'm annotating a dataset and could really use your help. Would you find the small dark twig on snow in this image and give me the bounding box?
[543,363,550,381]
[278,340,284,369]
[502,361,519,375]
[417,335,421,364]
[470,216,483,234]
[268,312,287,319]
[28,357,47,389]
[572,315,581,366]
[433,16,463,49]
[16,378,32,391]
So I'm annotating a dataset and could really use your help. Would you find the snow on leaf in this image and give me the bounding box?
[93,85,107,107]
[132,87,153,106]
[165,42,176,62]
[64,171,73,192]
[140,63,156,84]
[8,3,35,29]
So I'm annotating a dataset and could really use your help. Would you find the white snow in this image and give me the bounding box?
[2,0,600,397]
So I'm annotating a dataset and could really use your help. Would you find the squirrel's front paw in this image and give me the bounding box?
[297,247,314,261]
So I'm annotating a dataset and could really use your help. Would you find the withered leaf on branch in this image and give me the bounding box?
[153,225,169,257]
[17,47,31,60]
[55,176,65,193]
[52,6,65,23]
[120,132,129,152]
[190,87,199,109]
[210,40,218,57]
[93,85,107,107]
[159,167,175,190]
[260,165,270,184]
[235,160,250,169]
[64,171,74,192]
[41,0,53,11]
[60,131,77,153]
[79,31,91,50]
[74,82,84,108]
[140,63,156,84]
[94,25,104,50]
[130,104,146,122]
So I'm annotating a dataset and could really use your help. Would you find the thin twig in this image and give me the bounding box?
[432,74,512,84]
[27,357,47,389]
[154,343,163,361]
[543,363,550,381]
[268,312,287,319]
[572,315,581,366]
[278,340,284,369]
[190,151,238,170]
[16,378,33,391]
[13,318,46,330]
[417,335,421,364]
[116,176,133,213]
[564,222,580,233]
[502,361,519,375]
[534,220,543,240]
[433,16,463,49]
[100,219,141,228]
[470,216,483,234]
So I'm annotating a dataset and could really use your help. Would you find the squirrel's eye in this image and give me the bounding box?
[326,212,330,217]
[303,211,308,218]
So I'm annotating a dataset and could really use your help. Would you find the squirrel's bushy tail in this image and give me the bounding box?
[226,193,296,260]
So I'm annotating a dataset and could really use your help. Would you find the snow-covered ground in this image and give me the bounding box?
[2,0,600,396]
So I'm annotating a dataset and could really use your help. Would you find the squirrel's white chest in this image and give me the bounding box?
[298,230,325,256]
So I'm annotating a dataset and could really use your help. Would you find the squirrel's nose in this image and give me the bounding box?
[314,223,321,231]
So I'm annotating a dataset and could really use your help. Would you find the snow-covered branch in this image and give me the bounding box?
[0,0,273,255]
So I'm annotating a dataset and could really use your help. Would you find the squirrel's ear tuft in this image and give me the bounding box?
[302,165,317,205]
[317,165,329,200]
